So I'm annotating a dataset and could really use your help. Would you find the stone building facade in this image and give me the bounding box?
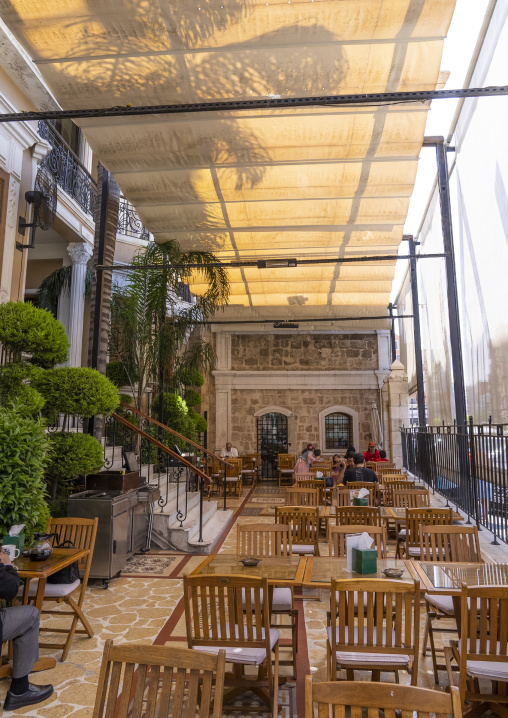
[201,326,409,474]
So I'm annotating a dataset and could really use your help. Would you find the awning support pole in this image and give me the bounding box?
[407,235,426,427]
[387,303,397,363]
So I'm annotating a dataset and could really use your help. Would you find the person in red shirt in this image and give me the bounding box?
[363,441,380,462]
[376,450,389,462]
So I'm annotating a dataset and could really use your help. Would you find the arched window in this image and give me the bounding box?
[324,412,352,450]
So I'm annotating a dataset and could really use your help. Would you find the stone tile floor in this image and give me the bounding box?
[0,481,505,716]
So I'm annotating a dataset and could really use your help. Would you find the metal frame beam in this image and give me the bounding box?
[0,86,507,123]
[407,235,426,426]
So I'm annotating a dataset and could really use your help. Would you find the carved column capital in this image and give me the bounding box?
[67,242,93,266]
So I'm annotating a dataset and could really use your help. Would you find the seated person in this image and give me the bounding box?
[331,454,346,485]
[0,551,54,710]
[343,453,379,486]
[312,450,333,487]
[363,441,380,463]
[376,449,389,462]
[312,449,325,462]
[344,446,356,459]
[220,441,238,458]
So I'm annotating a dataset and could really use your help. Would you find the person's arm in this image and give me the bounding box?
[0,559,20,602]
[232,448,238,457]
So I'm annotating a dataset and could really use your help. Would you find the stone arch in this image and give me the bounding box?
[318,405,359,454]
[253,405,292,417]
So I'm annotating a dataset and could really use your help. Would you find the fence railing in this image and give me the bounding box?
[401,419,508,544]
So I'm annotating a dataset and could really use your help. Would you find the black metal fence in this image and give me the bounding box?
[401,419,508,544]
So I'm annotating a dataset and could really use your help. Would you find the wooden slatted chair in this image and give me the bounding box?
[278,455,296,487]
[237,523,297,678]
[305,678,461,718]
[346,481,378,505]
[295,479,328,505]
[220,457,243,497]
[328,578,420,683]
[402,507,453,559]
[328,525,387,558]
[29,516,98,661]
[444,584,508,718]
[285,487,320,507]
[384,479,416,507]
[393,488,430,508]
[419,525,482,683]
[334,506,381,527]
[378,467,405,477]
[240,454,258,488]
[310,462,332,476]
[376,462,396,471]
[331,488,352,507]
[92,641,226,718]
[275,506,320,555]
[183,573,279,718]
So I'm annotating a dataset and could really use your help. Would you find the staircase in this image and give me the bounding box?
[103,444,234,554]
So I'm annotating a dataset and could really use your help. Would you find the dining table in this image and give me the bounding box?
[190,553,307,586]
[411,560,508,596]
[302,557,418,588]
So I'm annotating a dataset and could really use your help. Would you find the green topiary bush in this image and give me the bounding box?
[0,401,51,543]
[0,301,69,368]
[152,391,197,451]
[33,367,120,422]
[184,389,201,408]
[106,361,137,388]
[0,363,45,416]
[177,367,204,387]
[188,408,207,433]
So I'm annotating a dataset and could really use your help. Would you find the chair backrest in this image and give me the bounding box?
[275,506,319,548]
[92,640,226,718]
[378,467,403,476]
[346,482,377,503]
[48,516,98,576]
[184,574,271,653]
[328,525,387,558]
[384,479,416,506]
[206,456,222,476]
[330,578,420,671]
[376,462,396,470]
[305,678,461,718]
[295,478,328,503]
[405,507,453,551]
[335,506,381,527]
[240,455,256,470]
[237,522,292,557]
[285,487,320,506]
[419,525,481,562]
[365,462,377,470]
[279,455,296,470]
[393,489,430,508]
[310,462,332,474]
[294,473,314,483]
[332,488,352,507]
[225,457,242,478]
[456,584,508,706]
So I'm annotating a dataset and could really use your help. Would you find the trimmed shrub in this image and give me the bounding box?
[0,363,45,416]
[47,432,105,480]
[0,402,51,543]
[34,367,119,422]
[184,389,201,408]
[188,408,207,433]
[0,301,69,368]
[106,361,136,388]
[152,391,197,451]
[178,367,204,387]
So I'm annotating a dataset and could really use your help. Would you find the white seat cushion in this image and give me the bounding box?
[327,626,410,667]
[397,528,407,537]
[225,476,240,482]
[425,593,455,615]
[407,547,421,557]
[241,588,292,612]
[194,625,279,665]
[467,660,508,682]
[291,543,315,554]
[19,578,81,599]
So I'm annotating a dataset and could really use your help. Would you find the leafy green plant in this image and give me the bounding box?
[178,367,204,387]
[151,391,197,451]
[0,402,51,543]
[33,367,119,423]
[0,301,69,368]
[106,361,136,388]
[0,363,45,416]
[36,265,93,316]
[184,389,201,408]
[188,408,207,433]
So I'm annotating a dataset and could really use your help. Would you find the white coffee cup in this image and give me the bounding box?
[2,545,20,561]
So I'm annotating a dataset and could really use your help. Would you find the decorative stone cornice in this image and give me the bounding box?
[213,369,390,391]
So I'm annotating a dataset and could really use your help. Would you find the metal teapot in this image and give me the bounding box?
[25,532,58,561]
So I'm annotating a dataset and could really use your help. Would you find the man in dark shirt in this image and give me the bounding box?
[343,453,379,486]
[0,551,53,710]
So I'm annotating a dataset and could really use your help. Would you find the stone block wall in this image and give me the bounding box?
[230,333,378,371]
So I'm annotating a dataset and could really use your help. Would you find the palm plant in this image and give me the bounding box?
[108,240,229,412]
[36,265,93,316]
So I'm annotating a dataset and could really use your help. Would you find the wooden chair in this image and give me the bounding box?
[183,573,279,717]
[237,523,297,678]
[276,506,320,555]
[28,517,98,661]
[419,525,482,683]
[205,457,224,498]
[328,525,387,558]
[445,584,508,718]
[285,487,320,507]
[305,678,461,718]
[278,455,296,487]
[365,462,378,471]
[328,578,420,683]
[401,507,453,559]
[331,488,352,507]
[220,457,243,497]
[346,482,378,505]
[384,479,416,507]
[310,462,332,476]
[393,488,430,508]
[334,506,381,527]
[376,462,396,471]
[92,640,226,718]
[378,468,405,477]
[295,479,328,505]
[240,453,258,487]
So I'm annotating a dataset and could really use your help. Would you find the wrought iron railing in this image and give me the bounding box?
[117,197,150,240]
[401,419,508,544]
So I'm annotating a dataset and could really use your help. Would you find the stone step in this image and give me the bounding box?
[187,510,234,554]
[151,499,233,554]
[154,486,200,526]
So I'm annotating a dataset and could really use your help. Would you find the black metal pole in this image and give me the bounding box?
[432,139,467,426]
[408,237,426,427]
[88,168,110,437]
[388,303,397,363]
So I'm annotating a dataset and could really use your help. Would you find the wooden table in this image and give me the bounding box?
[303,557,418,588]
[15,548,88,611]
[379,507,464,524]
[191,554,307,586]
[411,561,508,596]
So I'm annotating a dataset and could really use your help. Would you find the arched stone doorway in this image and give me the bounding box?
[254,406,292,479]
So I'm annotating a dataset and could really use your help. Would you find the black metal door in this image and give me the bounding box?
[257,413,289,479]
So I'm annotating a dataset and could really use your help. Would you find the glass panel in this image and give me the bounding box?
[325,413,352,451]
[196,555,301,581]
[309,558,410,583]
[418,562,508,588]
[14,549,82,574]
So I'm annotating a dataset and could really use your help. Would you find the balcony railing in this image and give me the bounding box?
[37,120,150,242]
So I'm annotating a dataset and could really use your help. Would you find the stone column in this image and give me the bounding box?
[386,359,409,468]
[67,242,93,367]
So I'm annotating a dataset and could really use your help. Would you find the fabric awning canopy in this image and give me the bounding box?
[1,0,456,325]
